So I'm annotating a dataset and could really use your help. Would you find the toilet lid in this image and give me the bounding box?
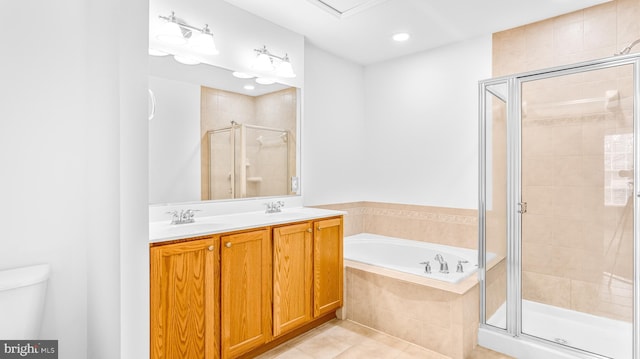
[0,264,50,291]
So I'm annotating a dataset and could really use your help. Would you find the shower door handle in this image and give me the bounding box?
[518,202,528,214]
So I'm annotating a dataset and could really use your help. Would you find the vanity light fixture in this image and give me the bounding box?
[157,11,219,55]
[157,12,186,45]
[252,46,275,72]
[189,25,219,55]
[251,45,296,78]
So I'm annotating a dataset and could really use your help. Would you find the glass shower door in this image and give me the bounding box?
[480,81,509,331]
[520,64,635,358]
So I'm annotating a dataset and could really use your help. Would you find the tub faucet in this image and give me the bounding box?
[434,254,449,274]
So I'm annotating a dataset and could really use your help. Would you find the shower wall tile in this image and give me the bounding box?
[522,271,571,308]
[492,0,639,325]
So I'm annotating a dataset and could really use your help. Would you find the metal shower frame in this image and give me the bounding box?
[478,52,640,359]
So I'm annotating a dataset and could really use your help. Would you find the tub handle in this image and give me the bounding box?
[419,261,431,274]
[456,260,469,273]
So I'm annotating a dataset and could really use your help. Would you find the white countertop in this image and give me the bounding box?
[149,207,345,243]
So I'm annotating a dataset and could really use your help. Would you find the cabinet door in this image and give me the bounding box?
[150,238,219,359]
[313,217,344,317]
[221,229,271,358]
[273,222,313,337]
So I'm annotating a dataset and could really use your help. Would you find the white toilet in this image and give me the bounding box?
[0,264,51,339]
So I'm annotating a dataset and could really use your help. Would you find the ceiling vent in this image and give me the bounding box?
[307,0,388,19]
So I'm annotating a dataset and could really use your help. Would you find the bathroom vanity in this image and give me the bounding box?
[149,208,343,359]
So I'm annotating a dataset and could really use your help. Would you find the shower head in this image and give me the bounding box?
[615,38,640,56]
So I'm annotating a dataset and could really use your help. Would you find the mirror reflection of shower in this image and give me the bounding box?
[208,121,292,200]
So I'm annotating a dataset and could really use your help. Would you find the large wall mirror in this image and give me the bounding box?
[149,55,301,205]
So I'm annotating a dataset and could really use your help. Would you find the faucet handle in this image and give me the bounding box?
[419,261,431,274]
[166,211,180,224]
[185,209,201,222]
[456,260,469,273]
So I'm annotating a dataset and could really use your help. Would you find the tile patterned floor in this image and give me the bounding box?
[256,319,514,359]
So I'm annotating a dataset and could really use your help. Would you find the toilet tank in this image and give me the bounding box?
[0,264,51,339]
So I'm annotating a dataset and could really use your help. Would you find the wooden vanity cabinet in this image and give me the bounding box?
[150,215,343,359]
[272,222,313,337]
[271,217,343,337]
[150,237,220,359]
[220,228,271,359]
[313,217,344,317]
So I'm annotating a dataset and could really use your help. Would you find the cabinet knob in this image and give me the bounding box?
[307,228,312,233]
[225,242,232,248]
[208,245,214,251]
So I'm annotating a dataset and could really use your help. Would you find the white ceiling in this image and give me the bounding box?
[223,0,611,65]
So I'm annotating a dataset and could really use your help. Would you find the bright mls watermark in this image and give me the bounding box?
[0,341,57,358]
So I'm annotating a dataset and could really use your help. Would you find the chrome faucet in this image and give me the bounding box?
[434,254,449,274]
[167,209,200,224]
[265,200,285,213]
[419,261,432,274]
[456,260,469,273]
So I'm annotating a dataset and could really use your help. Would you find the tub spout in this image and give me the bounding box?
[440,261,449,274]
[434,254,449,274]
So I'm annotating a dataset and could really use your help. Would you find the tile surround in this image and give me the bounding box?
[493,0,637,322]
[313,202,478,249]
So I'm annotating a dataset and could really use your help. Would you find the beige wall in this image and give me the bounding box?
[493,0,638,321]
[314,202,478,249]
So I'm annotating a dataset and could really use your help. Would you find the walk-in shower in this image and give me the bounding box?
[479,53,640,358]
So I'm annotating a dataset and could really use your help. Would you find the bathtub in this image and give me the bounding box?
[483,300,632,359]
[343,233,490,358]
[344,233,491,284]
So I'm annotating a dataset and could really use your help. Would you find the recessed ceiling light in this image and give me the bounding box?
[244,85,255,90]
[392,33,410,42]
